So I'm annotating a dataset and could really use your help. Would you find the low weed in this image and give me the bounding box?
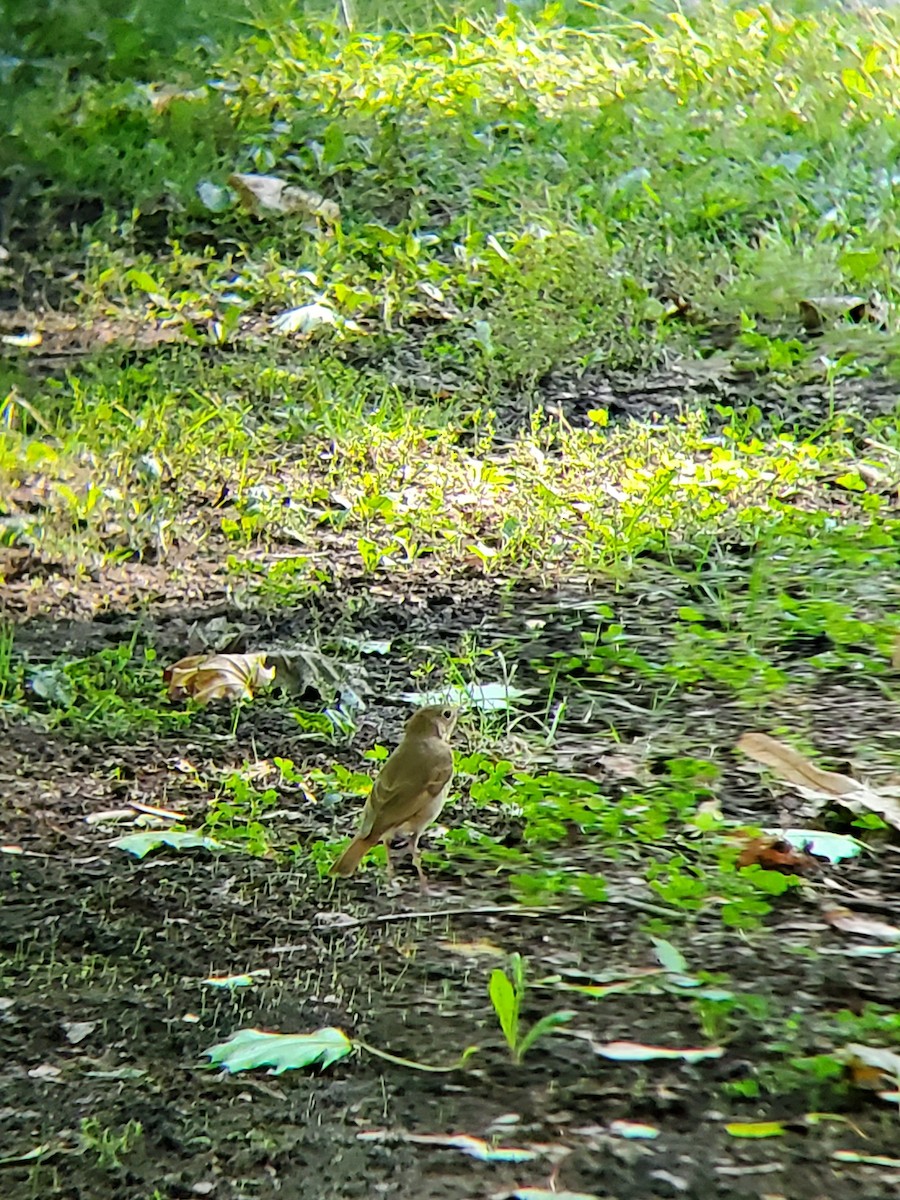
[201,770,281,856]
[22,642,189,739]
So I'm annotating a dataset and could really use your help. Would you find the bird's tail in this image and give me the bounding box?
[329,836,372,877]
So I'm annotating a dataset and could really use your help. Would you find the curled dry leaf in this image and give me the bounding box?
[229,173,340,224]
[737,732,900,833]
[165,653,275,705]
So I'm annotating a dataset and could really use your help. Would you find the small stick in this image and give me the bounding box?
[316,894,681,931]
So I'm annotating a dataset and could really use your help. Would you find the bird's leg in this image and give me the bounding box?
[383,838,395,883]
[408,831,430,894]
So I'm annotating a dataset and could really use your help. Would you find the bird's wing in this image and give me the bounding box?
[363,743,452,839]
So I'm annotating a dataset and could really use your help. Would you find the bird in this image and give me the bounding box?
[330,704,458,889]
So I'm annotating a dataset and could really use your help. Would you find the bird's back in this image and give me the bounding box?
[362,734,453,839]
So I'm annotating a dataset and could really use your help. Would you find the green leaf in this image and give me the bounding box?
[489,969,518,1051]
[196,180,232,212]
[725,1122,786,1139]
[677,605,705,623]
[651,937,689,975]
[516,1010,575,1061]
[203,1027,352,1074]
[125,269,164,295]
[841,67,874,98]
[322,122,347,166]
[111,831,226,859]
[833,472,867,493]
[510,951,526,998]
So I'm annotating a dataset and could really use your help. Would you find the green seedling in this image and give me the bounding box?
[78,1118,143,1172]
[489,953,574,1064]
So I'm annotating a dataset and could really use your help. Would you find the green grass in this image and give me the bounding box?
[6,3,900,581]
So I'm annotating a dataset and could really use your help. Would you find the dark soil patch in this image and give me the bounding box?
[4,844,900,1200]
[4,583,900,1199]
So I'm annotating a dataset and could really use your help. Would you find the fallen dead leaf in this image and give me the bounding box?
[737,732,900,833]
[593,1040,724,1063]
[734,834,818,874]
[822,905,900,942]
[737,732,859,795]
[436,939,506,960]
[164,652,275,705]
[357,1130,542,1163]
[62,1021,97,1045]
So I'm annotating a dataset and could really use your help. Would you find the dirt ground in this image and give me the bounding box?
[5,358,900,1199]
[4,563,900,1200]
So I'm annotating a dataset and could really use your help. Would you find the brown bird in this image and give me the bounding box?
[330,704,458,889]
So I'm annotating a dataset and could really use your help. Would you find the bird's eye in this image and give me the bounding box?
[441,708,452,719]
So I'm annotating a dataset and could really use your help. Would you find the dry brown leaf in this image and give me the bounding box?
[734,834,817,874]
[164,653,275,705]
[737,732,900,833]
[892,634,900,670]
[822,905,900,942]
[435,939,506,960]
[737,732,858,796]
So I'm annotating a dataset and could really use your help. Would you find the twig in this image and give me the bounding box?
[316,895,681,931]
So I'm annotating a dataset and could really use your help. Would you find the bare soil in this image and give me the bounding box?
[4,579,900,1200]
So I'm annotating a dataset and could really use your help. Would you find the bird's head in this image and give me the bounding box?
[404,704,459,741]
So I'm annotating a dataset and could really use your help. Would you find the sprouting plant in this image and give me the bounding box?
[489,953,574,1064]
[78,1118,143,1171]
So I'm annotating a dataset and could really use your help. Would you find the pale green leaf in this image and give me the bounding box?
[111,831,226,859]
[651,937,689,975]
[833,1150,900,1166]
[401,682,530,711]
[776,829,863,863]
[203,1027,352,1074]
